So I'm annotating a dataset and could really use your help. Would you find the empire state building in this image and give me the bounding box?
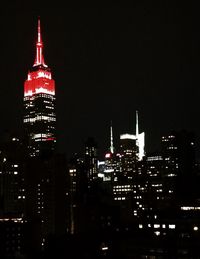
[23,19,56,157]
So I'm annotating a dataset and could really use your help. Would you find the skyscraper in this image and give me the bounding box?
[21,19,68,254]
[84,137,98,183]
[0,133,25,257]
[23,19,56,157]
[120,111,145,161]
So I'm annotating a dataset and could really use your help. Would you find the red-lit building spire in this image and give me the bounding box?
[33,18,46,67]
[24,18,56,157]
[24,19,55,97]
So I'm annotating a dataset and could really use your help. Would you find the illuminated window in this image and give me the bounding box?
[154,224,160,229]
[169,224,175,229]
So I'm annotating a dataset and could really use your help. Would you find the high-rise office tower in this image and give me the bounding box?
[120,111,145,161]
[135,111,145,161]
[161,130,196,201]
[84,137,98,183]
[0,133,25,257]
[22,20,67,254]
[23,19,56,157]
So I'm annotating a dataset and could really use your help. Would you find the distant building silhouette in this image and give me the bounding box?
[0,132,25,258]
[84,137,98,183]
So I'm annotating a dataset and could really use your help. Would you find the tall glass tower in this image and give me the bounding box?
[23,19,56,157]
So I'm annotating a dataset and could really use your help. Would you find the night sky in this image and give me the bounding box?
[0,3,199,159]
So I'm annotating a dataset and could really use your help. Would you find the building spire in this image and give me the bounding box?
[136,110,139,138]
[110,121,114,154]
[33,18,46,67]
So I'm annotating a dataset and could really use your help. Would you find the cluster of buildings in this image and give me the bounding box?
[0,19,200,258]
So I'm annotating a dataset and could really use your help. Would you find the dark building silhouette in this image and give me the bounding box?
[0,132,26,258]
[84,137,98,183]
[68,153,87,235]
[161,130,197,202]
[24,153,68,256]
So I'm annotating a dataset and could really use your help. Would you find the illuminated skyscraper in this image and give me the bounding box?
[120,111,145,161]
[22,20,65,253]
[23,19,56,157]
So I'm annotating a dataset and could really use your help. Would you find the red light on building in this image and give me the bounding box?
[24,71,55,97]
[46,137,55,141]
[24,19,55,97]
[105,153,111,158]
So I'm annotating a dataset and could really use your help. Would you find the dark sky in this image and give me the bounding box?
[0,3,200,159]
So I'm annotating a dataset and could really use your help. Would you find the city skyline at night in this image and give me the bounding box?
[0,4,199,159]
[1,4,200,258]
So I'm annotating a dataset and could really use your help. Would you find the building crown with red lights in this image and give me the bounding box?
[24,19,55,97]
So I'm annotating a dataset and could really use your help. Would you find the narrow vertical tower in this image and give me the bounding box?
[33,18,46,67]
[23,19,56,157]
[135,110,145,160]
[110,120,114,154]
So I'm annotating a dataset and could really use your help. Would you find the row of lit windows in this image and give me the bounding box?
[139,223,176,229]
[24,116,56,123]
[147,156,163,161]
[114,197,126,200]
[134,195,142,199]
[167,146,178,150]
[25,104,55,110]
[43,100,52,104]
[162,135,175,141]
[34,138,56,143]
[149,173,159,177]
[114,185,131,189]
[24,96,34,101]
[25,103,34,108]
[113,191,129,195]
[18,195,25,199]
[181,206,200,211]
[167,173,177,177]
[0,171,18,175]
[24,94,55,101]
[36,93,55,100]
[45,106,54,109]
[152,184,162,187]
[32,133,55,140]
